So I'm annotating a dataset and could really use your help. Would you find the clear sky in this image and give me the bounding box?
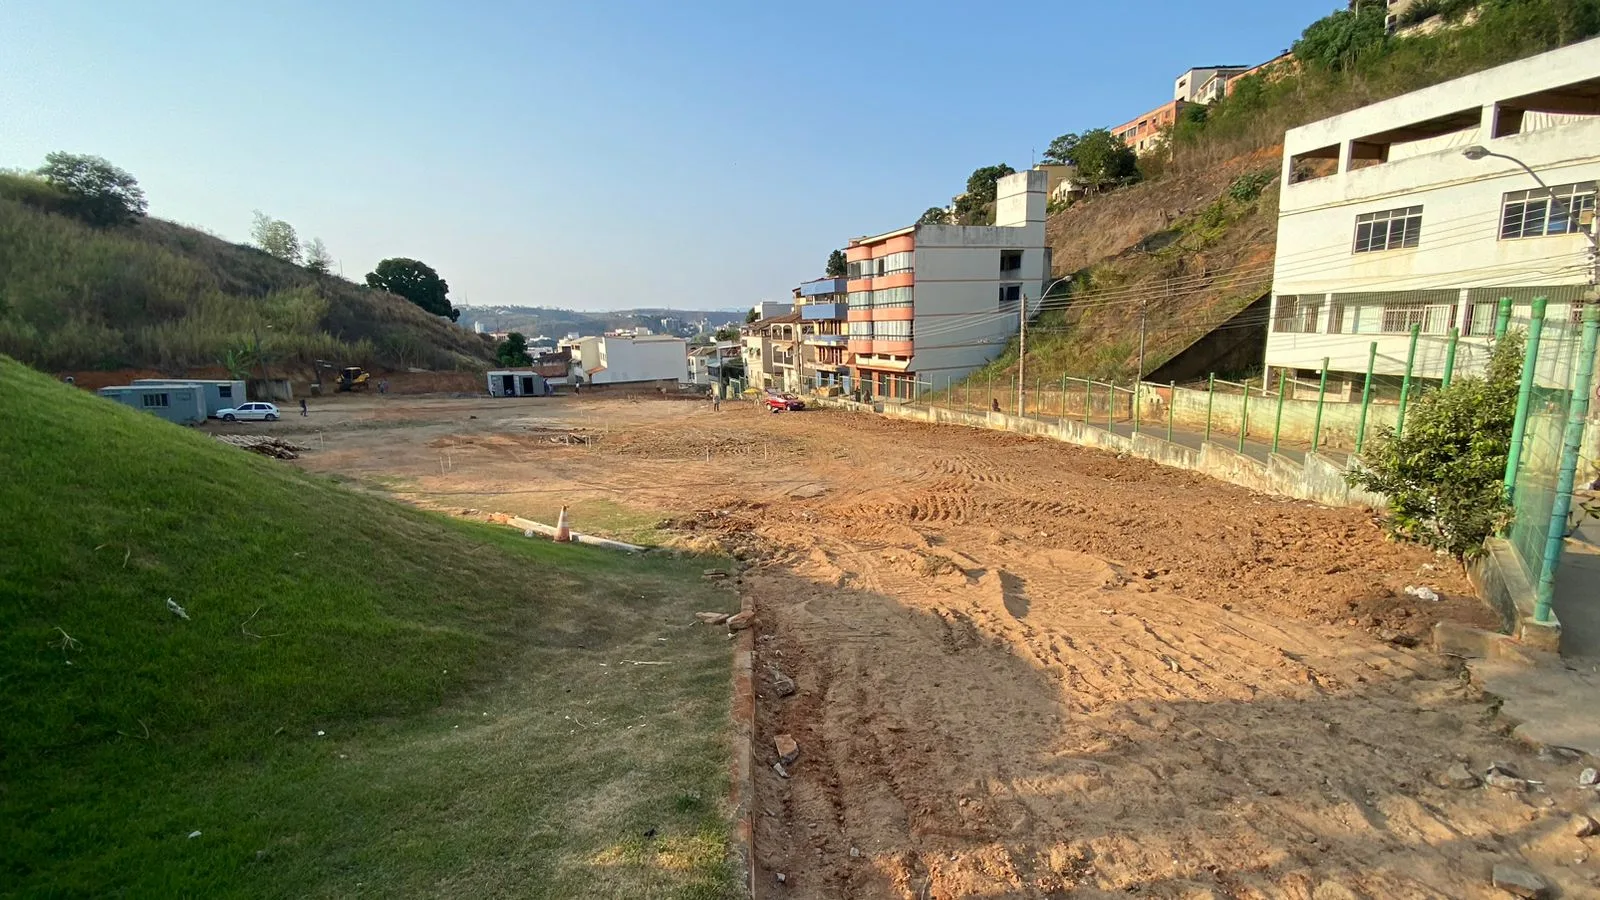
[1,0,1336,311]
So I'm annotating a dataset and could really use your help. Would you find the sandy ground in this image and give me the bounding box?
[241,394,1600,899]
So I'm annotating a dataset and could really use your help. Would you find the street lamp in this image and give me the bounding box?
[1017,275,1075,417]
[1461,145,1599,290]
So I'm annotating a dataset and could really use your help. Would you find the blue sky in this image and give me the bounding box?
[1,0,1337,311]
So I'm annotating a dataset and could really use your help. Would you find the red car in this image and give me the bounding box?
[765,392,805,412]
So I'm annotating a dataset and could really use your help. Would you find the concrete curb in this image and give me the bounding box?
[728,580,757,898]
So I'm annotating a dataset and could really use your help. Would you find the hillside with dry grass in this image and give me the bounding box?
[0,179,496,375]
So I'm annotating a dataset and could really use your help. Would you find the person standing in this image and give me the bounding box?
[299,398,309,417]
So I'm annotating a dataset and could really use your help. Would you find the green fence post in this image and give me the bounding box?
[1083,378,1092,426]
[1396,323,1421,437]
[1238,378,1251,453]
[1311,358,1330,452]
[1441,328,1460,389]
[1132,381,1141,434]
[1355,342,1377,456]
[1107,380,1115,431]
[1204,373,1215,443]
[1272,370,1287,454]
[1504,296,1550,495]
[1535,303,1600,622]
[1167,381,1176,442]
[1494,296,1514,340]
[1061,374,1068,420]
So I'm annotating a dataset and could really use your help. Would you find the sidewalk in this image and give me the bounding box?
[1553,518,1600,659]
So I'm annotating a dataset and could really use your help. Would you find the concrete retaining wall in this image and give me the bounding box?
[1158,384,1400,452]
[825,398,1384,509]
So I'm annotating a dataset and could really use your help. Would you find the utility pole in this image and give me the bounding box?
[1136,293,1150,381]
[1017,291,1028,417]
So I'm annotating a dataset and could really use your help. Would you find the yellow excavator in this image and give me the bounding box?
[314,360,371,393]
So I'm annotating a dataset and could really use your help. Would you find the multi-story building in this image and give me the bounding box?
[1265,38,1600,389]
[1174,65,1251,105]
[741,312,799,391]
[1112,100,1188,155]
[1225,52,1297,97]
[795,277,850,391]
[844,170,1050,400]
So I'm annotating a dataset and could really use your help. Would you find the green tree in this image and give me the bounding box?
[1293,4,1389,72]
[745,307,760,324]
[366,257,458,322]
[495,331,532,366]
[251,211,301,264]
[304,237,332,275]
[825,249,847,278]
[35,152,147,226]
[916,206,951,226]
[713,326,738,342]
[964,164,1015,206]
[1049,130,1140,193]
[1348,333,1525,558]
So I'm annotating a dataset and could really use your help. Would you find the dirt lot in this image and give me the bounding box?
[241,393,1600,899]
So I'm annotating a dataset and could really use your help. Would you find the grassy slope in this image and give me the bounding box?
[0,185,496,374]
[0,357,733,898]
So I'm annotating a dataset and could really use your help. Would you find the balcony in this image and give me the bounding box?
[800,302,846,321]
[798,277,847,298]
[805,332,847,346]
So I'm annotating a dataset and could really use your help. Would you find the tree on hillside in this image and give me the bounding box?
[826,249,847,278]
[714,326,738,342]
[496,332,533,366]
[950,164,1015,225]
[365,257,459,322]
[1044,130,1140,193]
[745,307,760,324]
[35,152,147,226]
[917,206,951,225]
[304,237,332,275]
[1293,3,1388,72]
[251,211,301,264]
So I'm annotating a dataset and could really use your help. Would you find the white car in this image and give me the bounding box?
[217,402,280,422]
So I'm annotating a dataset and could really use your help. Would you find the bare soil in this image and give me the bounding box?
[266,394,1600,899]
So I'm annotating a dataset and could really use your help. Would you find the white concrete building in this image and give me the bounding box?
[570,333,689,386]
[1266,38,1600,389]
[845,169,1049,399]
[1174,65,1251,105]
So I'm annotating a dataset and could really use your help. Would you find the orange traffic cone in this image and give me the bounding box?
[553,505,572,543]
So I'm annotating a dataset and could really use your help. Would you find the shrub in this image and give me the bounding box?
[1348,333,1524,558]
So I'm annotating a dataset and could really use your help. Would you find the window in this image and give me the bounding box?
[1380,299,1454,334]
[881,251,913,274]
[1353,206,1422,252]
[1500,183,1597,239]
[872,286,913,308]
[875,320,912,340]
[218,385,233,399]
[998,284,1022,308]
[848,321,872,337]
[1272,295,1322,333]
[1000,250,1023,273]
[142,393,170,408]
[846,259,865,279]
[848,291,871,310]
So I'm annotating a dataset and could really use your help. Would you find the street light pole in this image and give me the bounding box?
[1462,145,1600,291]
[1017,274,1074,418]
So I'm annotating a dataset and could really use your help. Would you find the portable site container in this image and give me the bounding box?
[98,384,208,426]
[131,379,246,418]
[486,370,548,397]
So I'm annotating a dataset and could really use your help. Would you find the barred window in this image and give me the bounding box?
[142,393,170,408]
[880,251,913,275]
[872,286,913,307]
[1353,206,1422,253]
[1273,295,1321,333]
[1380,299,1454,334]
[847,321,872,337]
[848,291,871,310]
[998,284,1022,309]
[1500,183,1597,239]
[875,320,912,339]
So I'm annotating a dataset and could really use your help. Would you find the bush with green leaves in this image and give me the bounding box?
[1348,333,1524,558]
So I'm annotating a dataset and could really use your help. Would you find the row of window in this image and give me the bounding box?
[846,251,913,279]
[1274,289,1584,336]
[847,286,914,309]
[1351,181,1597,254]
[845,321,913,340]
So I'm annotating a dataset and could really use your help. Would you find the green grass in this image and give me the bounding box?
[0,357,736,898]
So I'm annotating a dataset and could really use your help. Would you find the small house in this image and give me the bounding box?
[132,379,246,418]
[487,370,548,397]
[98,384,207,426]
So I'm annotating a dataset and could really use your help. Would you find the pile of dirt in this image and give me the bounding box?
[212,435,308,459]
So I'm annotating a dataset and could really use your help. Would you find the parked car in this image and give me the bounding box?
[765,392,805,412]
[216,402,280,422]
